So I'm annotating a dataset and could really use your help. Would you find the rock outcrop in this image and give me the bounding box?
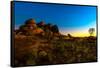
[15,18,60,38]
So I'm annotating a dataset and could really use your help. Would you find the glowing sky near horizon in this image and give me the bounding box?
[60,20,96,37]
[13,1,97,37]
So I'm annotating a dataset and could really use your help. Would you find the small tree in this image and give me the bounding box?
[67,33,72,38]
[51,25,59,33]
[88,28,95,36]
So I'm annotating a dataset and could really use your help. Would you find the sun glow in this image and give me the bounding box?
[70,31,96,37]
[60,21,96,37]
[61,30,96,37]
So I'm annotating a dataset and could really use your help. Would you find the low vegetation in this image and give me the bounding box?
[13,19,97,66]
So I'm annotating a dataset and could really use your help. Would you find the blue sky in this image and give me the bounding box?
[13,2,97,36]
